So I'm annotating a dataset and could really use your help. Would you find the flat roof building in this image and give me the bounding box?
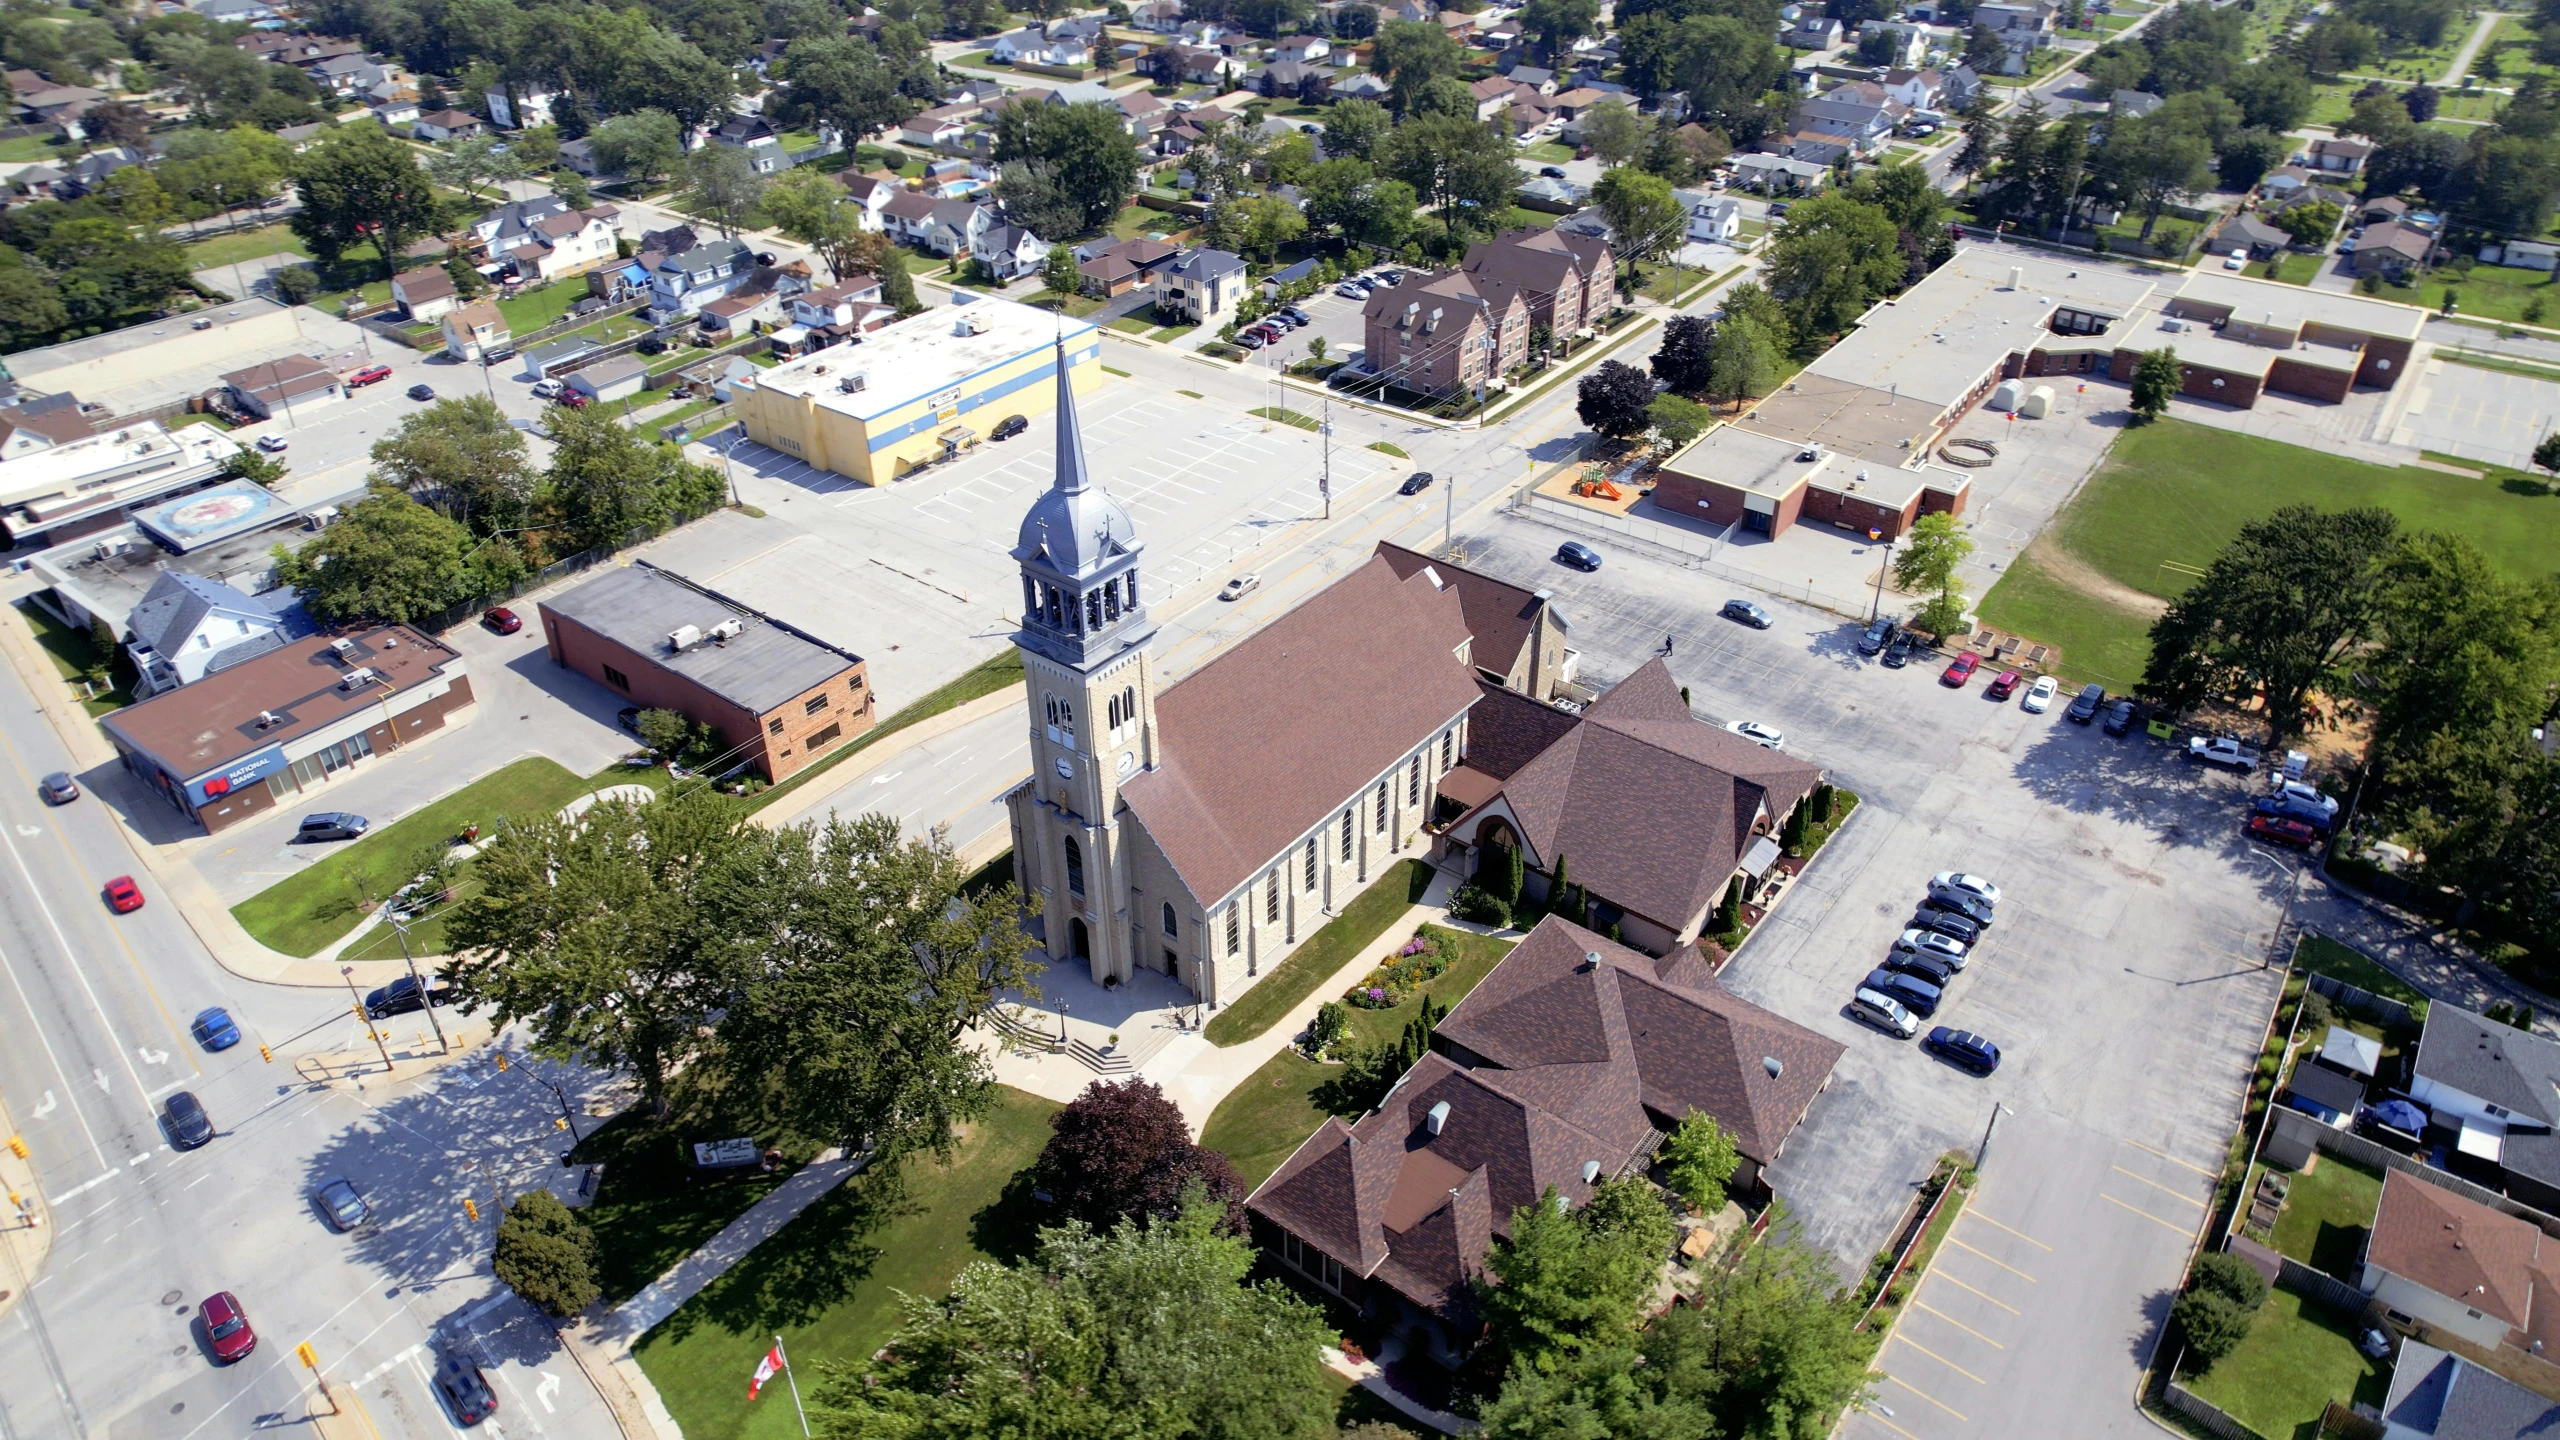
[0,419,243,548]
[735,296,1102,486]
[102,624,474,833]
[538,563,873,783]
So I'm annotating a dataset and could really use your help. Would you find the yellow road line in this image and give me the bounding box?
[1961,1210,2054,1252]
[1856,1406,1928,1440]
[2102,1193,2197,1236]
[2112,1165,2207,1207]
[1946,1237,2038,1282]
[1887,1373,1971,1422]
[1911,1299,2007,1348]
[1891,1333,1988,1384]
[1926,1269,2022,1315]
[2122,1137,2219,1178]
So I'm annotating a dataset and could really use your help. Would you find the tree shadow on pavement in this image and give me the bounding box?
[2007,719,2264,849]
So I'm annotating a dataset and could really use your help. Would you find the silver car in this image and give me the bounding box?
[1930,871,2001,906]
[1852,987,1919,1038]
[1892,927,1971,970]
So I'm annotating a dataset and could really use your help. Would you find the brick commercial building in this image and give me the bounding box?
[1651,422,1968,543]
[102,625,474,833]
[1360,269,1532,400]
[539,564,872,783]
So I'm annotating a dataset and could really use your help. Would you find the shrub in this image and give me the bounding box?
[2191,1251,2268,1310]
[636,334,668,356]
[2172,1288,2256,1366]
[634,707,691,756]
[1346,929,1455,1008]
[1449,883,1510,928]
[493,1190,599,1317]
[271,264,321,305]
[1304,1000,1350,1057]
[1660,1109,1740,1211]
[1034,1078,1245,1231]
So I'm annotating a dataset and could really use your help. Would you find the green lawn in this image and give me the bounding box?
[1975,550,2157,692]
[1250,405,1320,430]
[1522,140,1574,163]
[2185,1289,2389,1439]
[183,223,312,272]
[495,281,590,335]
[15,599,132,718]
[2295,934,2429,1018]
[1201,925,1517,1188]
[2254,252,2325,286]
[2375,262,2559,326]
[1107,315,1153,334]
[1368,441,1408,458]
[230,757,623,956]
[2266,1155,2385,1278]
[1202,859,1437,1047]
[1110,206,1178,241]
[632,1087,1061,1440]
[0,134,60,163]
[567,1103,815,1305]
[1147,321,1199,342]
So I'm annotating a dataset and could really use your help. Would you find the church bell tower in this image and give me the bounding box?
[1008,339,1156,986]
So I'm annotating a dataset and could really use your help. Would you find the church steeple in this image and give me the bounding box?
[1012,337,1151,674]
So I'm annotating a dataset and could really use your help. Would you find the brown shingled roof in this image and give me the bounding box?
[1374,541,1546,680]
[2367,1169,2560,1344]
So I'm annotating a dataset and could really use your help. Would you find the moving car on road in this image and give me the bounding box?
[103,875,144,912]
[200,1292,256,1362]
[407,383,436,401]
[165,1091,216,1149]
[38,771,77,804]
[348,365,394,388]
[1220,574,1261,601]
[1925,1027,2001,1075]
[192,1007,241,1051]
[434,1351,499,1425]
[296,812,369,842]
[1399,472,1435,495]
[255,433,289,453]
[314,1178,370,1230]
[364,974,454,1018]
[2188,735,2263,770]
[1720,598,1770,628]
[2022,675,2059,712]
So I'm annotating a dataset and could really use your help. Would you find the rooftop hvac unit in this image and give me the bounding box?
[708,618,744,642]
[337,666,378,690]
[329,637,358,660]
[255,709,281,730]
[667,623,704,652]
[92,537,129,561]
[838,373,866,393]
[953,313,986,336]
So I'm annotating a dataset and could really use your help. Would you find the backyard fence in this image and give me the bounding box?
[2164,1370,2270,1440]
[2321,1401,2385,1440]
[2274,1254,2373,1317]
[2267,1105,2560,1240]
[2301,972,2419,1030]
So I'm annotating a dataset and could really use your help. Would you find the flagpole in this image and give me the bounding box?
[778,1335,811,1438]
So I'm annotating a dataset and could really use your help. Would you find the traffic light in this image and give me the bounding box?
[6,1135,25,1159]
[296,1342,318,1369]
[463,1197,480,1221]
[258,1044,273,1063]
[496,1054,508,1072]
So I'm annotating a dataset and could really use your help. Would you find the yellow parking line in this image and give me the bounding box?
[1887,1373,1971,1422]
[2122,1138,2219,1178]
[1911,1299,2007,1348]
[1927,1269,2022,1314]
[1857,1406,1928,1440]
[1962,1210,2054,1252]
[2102,1193,2197,1236]
[1946,1237,2038,1282]
[2113,1165,2207,1207]
[1892,1333,1987,1384]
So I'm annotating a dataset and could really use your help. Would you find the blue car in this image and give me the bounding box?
[192,1007,241,1052]
[1925,1026,2001,1075]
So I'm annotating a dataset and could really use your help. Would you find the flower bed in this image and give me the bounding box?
[1347,928,1456,1009]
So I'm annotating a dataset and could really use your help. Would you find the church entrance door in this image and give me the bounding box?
[1070,918,1092,964]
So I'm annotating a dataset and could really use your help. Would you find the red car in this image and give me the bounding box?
[553,390,589,408]
[201,1292,256,1363]
[1941,653,1980,688]
[103,875,144,912]
[482,607,522,635]
[347,364,394,388]
[1985,670,2021,701]
[2246,813,2322,850]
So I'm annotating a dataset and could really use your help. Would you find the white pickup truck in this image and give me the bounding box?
[2188,736,2263,770]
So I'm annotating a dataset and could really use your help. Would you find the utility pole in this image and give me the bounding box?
[1318,393,1332,520]
[1974,1102,2013,1169]
[341,965,394,1074]
[389,915,447,1054]
[1869,535,1893,622]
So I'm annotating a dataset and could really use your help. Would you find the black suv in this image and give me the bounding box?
[1863,967,1943,1018]
[2102,698,2138,736]
[1399,472,1436,495]
[990,415,1029,441]
[1859,617,1896,655]
[164,1091,216,1149]
[1882,632,1916,668]
[2066,682,2107,724]
[364,975,455,1019]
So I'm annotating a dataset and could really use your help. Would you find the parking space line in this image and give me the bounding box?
[2101,1193,2198,1236]
[1922,1268,2020,1314]
[2122,1137,2219,1178]
[1853,1408,1928,1440]
[1910,1298,2006,1348]
[1960,1210,2053,1251]
[2111,1165,2207,1207]
[1886,1372,1971,1422]
[1945,1237,2037,1281]
[1891,1333,1987,1384]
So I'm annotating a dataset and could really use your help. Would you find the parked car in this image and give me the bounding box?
[552,389,589,408]
[1399,471,1435,496]
[313,1178,369,1231]
[1721,598,1771,628]
[1334,283,1368,299]
[1925,1027,2001,1075]
[1885,948,1958,988]
[1893,928,1971,969]
[2103,698,2138,736]
[1881,633,1916,668]
[1985,670,2021,701]
[1724,720,1785,750]
[1556,541,1602,571]
[1913,904,1983,944]
[2188,735,2263,770]
[2254,793,2335,834]
[1858,617,1896,655]
[38,771,78,804]
[103,875,144,912]
[991,414,1030,441]
[407,383,436,401]
[255,434,290,453]
[616,706,642,736]
[1220,574,1261,601]
[482,606,522,635]
[165,1091,216,1150]
[363,974,453,1019]
[2022,675,2059,712]
[1851,987,1920,1038]
[1930,872,2001,906]
[1940,653,1979,687]
[1925,885,1995,927]
[2269,777,2339,821]
[200,1291,256,1362]
[1539,165,1568,178]
[2246,813,2322,850]
[1277,306,1311,326]
[433,1352,499,1425]
[1236,331,1268,350]
[529,378,565,399]
[348,364,394,388]
[192,1007,241,1051]
[2066,682,2107,724]
[295,812,369,842]
[1863,967,1942,1017]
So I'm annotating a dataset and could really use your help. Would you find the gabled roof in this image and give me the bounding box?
[2385,1342,2560,1439]
[2367,1169,2560,1352]
[2416,1005,2560,1127]
[1460,227,1611,298]
[1374,540,1549,678]
[127,571,296,661]
[1165,247,1244,280]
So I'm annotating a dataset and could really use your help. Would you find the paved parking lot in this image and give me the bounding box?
[1246,283,1376,373]
[2396,356,2560,471]
[1446,514,2290,1440]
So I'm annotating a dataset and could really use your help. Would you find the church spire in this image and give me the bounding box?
[1053,336,1093,496]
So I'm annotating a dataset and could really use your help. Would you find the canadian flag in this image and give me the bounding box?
[749,1344,783,1400]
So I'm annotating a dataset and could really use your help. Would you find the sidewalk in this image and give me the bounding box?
[593,1148,866,1348]
[2296,874,2559,1038]
[0,1091,52,1329]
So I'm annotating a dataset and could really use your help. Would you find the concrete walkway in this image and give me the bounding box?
[595,1147,866,1348]
[2295,872,2559,1039]
[2438,10,2514,85]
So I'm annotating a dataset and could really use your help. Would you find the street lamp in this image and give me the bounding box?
[2246,847,2303,970]
[1974,1102,2014,1168]
[1868,531,1897,622]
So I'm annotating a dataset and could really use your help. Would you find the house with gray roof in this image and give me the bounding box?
[646,237,757,320]
[2409,1003,2560,1213]
[124,570,314,697]
[2382,1342,2560,1439]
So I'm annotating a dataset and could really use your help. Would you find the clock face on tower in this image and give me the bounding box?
[1054,756,1074,779]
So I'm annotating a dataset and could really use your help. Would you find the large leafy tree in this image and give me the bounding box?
[773,33,918,141]
[1377,113,1518,240]
[1592,165,1687,286]
[2129,346,2182,422]
[371,395,536,534]
[1760,194,1904,344]
[289,121,440,278]
[271,483,524,625]
[1034,1079,1246,1232]
[1894,512,1978,636]
[589,109,684,192]
[492,1191,600,1317]
[1659,1109,1741,1211]
[993,101,1143,231]
[1479,1177,1675,1377]
[1520,0,1600,61]
[1651,1215,1875,1438]
[679,143,769,239]
[761,168,870,282]
[1319,96,1393,162]
[1651,314,1715,396]
[2094,110,2213,243]
[1578,359,1657,438]
[1579,99,1647,168]
[1370,19,1464,114]
[813,1191,1334,1439]
[544,402,726,552]
[2139,505,2403,743]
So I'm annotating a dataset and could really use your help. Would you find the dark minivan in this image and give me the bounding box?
[2066,682,2107,724]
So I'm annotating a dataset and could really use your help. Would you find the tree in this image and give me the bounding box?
[1645,1214,1874,1438]
[1319,95,1393,161]
[2216,126,2290,192]
[633,707,693,756]
[1578,360,1657,438]
[445,790,749,1114]
[2129,346,2181,423]
[2403,81,2442,123]
[589,109,684,192]
[1579,99,1646,167]
[1479,1178,1675,1376]
[1042,240,1083,300]
[428,134,527,201]
[1964,22,2005,68]
[1370,19,1464,115]
[1651,313,1714,395]
[1521,0,1600,62]
[270,483,524,626]
[2172,1253,2268,1367]
[1592,165,1687,285]
[1659,1109,1740,1211]
[1706,310,1781,407]
[553,169,594,210]
[680,143,768,239]
[290,121,440,279]
[853,230,924,315]
[1894,512,1976,637]
[2270,199,2343,248]
[1761,195,1905,342]
[1235,193,1308,260]
[993,101,1143,230]
[1377,113,1518,241]
[2139,506,2403,743]
[1648,393,1712,448]
[2298,15,2380,74]
[370,395,536,533]
[217,445,289,490]
[544,402,726,551]
[2538,430,2560,477]
[2095,111,2212,242]
[492,1191,600,1317]
[773,33,918,142]
[1033,1078,1246,1231]
[1849,160,1951,242]
[761,168,869,282]
[813,1190,1335,1439]
[1951,96,2000,192]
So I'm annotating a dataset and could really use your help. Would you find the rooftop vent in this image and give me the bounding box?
[1426,1100,1451,1136]
[337,666,378,690]
[838,374,866,393]
[709,618,744,642]
[1581,1160,1601,1184]
[328,637,357,661]
[255,709,281,730]
[1764,1055,1785,1079]
[2007,265,2021,289]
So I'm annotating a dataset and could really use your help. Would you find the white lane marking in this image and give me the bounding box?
[461,1292,513,1327]
[137,1045,168,1065]
[182,1170,214,1191]
[13,825,34,837]
[536,1371,561,1413]
[92,1069,109,1093]
[148,1080,185,1099]
[868,771,904,786]
[0,821,156,1117]
[125,1154,150,1169]
[44,1171,115,1202]
[30,1089,54,1118]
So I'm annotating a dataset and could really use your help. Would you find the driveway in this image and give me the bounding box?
[1440,514,2292,1440]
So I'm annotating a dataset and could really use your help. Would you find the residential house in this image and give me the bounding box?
[1160,247,1247,326]
[1732,152,1831,194]
[1047,15,1106,44]
[1796,92,1899,155]
[2406,1003,2560,1213]
[993,26,1092,66]
[1260,257,1321,298]
[710,115,789,175]
[2380,1342,2560,1439]
[1116,89,1170,137]
[2210,212,2293,261]
[485,85,559,130]
[1153,44,1240,85]
[1882,67,1946,110]
[1973,0,2056,71]
[2350,220,2434,282]
[916,197,995,257]
[2362,195,2411,227]
[412,109,485,142]
[989,27,1049,61]
[2308,135,2373,175]
[2361,1171,2560,1365]
[390,267,458,322]
[1548,86,1611,120]
[1336,71,1394,102]
[305,52,402,100]
[441,299,510,361]
[973,221,1051,281]
[1784,15,1844,49]
[879,189,943,248]
[568,355,651,405]
[0,395,91,461]
[787,276,890,344]
[898,104,975,150]
[124,569,315,698]
[495,205,622,282]
[14,81,101,138]
[1472,75,1524,121]
[836,173,902,231]
[1131,0,1186,30]
[1859,23,1928,68]
[222,355,346,421]
[1362,267,1530,397]
[2486,240,2560,272]
[469,196,566,251]
[1175,18,1232,47]
[2112,87,2165,119]
[1460,226,1614,341]
[1517,175,1588,212]
[1253,58,1333,102]
[557,137,602,176]
[1943,63,1984,108]
[647,237,758,320]
[368,97,420,128]
[1681,191,1743,243]
[1276,35,1333,64]
[519,336,601,381]
[1507,64,1556,93]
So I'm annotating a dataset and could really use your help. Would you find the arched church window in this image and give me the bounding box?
[1022,576,1038,618]
[1064,836,1086,895]
[1122,686,1135,725]
[1108,695,1123,729]
[1162,901,1178,937]
[1086,590,1103,631]
[1126,572,1140,609]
